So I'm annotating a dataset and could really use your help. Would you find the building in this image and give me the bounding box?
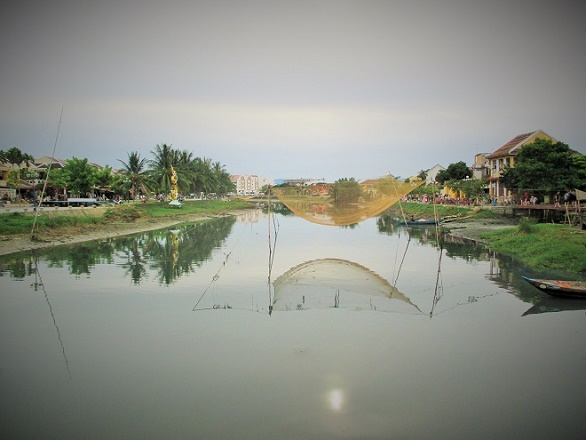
[230,174,260,195]
[486,130,556,199]
[472,153,490,180]
[424,164,446,185]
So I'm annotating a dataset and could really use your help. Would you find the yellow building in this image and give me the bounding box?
[486,130,555,200]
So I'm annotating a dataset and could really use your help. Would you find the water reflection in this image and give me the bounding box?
[0,216,237,285]
[2,210,586,438]
[272,258,421,314]
[522,296,586,316]
[31,252,72,378]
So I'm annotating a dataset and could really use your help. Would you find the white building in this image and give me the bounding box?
[424,164,445,185]
[230,174,260,195]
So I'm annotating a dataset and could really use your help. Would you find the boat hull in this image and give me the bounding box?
[522,276,586,298]
[394,218,442,226]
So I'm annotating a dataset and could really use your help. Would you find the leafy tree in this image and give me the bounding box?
[45,167,68,197]
[570,154,586,190]
[500,139,581,194]
[448,178,487,201]
[328,178,362,204]
[7,169,21,199]
[62,157,97,196]
[435,161,470,184]
[95,165,114,190]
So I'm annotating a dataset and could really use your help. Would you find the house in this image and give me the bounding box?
[0,160,44,201]
[486,130,556,200]
[424,164,445,185]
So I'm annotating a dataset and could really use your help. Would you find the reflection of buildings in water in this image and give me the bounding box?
[272,258,421,313]
[236,210,261,223]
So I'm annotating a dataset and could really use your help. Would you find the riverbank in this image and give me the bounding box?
[0,202,512,257]
[2,203,584,273]
[0,200,255,256]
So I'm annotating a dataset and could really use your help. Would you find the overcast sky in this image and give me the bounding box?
[1,0,584,181]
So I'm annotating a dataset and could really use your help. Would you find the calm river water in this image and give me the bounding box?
[1,209,585,439]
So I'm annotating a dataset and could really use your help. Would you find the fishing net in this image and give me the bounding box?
[272,258,421,313]
[270,175,424,226]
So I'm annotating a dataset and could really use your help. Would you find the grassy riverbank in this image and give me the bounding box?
[386,202,586,274]
[482,220,586,273]
[0,199,254,235]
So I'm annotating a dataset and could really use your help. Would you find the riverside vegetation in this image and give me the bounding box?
[385,202,586,274]
[1,200,585,273]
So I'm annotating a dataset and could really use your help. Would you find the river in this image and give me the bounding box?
[1,209,584,439]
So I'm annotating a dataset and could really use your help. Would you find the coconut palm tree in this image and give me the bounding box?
[148,144,175,198]
[118,151,150,199]
[212,161,234,196]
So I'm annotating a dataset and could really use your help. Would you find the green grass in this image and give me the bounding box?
[0,211,103,234]
[384,201,479,219]
[136,198,253,217]
[0,199,255,235]
[482,223,586,273]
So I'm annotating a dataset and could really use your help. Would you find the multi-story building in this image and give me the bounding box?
[230,174,260,195]
[486,130,555,199]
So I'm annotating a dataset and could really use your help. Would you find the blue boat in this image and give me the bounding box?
[394,217,442,226]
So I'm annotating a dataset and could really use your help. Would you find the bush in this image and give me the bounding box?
[103,205,145,222]
[518,217,538,234]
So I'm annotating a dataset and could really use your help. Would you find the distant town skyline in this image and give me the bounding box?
[2,1,585,182]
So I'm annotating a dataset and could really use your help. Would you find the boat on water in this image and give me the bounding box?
[522,276,586,298]
[394,217,442,226]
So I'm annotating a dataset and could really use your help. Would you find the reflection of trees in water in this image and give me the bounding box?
[377,215,442,247]
[260,203,294,216]
[0,216,237,286]
[45,241,116,277]
[0,253,37,279]
[116,235,148,284]
[377,214,548,306]
[141,216,236,285]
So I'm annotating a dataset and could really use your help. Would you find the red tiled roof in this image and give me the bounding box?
[487,131,537,159]
[487,130,555,159]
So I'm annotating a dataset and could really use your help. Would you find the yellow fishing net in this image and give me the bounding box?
[270,175,424,226]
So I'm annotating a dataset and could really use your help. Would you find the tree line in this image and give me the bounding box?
[0,144,235,200]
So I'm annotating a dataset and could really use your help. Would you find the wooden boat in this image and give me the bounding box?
[522,276,586,298]
[394,217,442,226]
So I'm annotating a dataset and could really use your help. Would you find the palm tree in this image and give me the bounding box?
[118,151,149,199]
[148,144,175,198]
[192,156,214,196]
[212,161,234,196]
